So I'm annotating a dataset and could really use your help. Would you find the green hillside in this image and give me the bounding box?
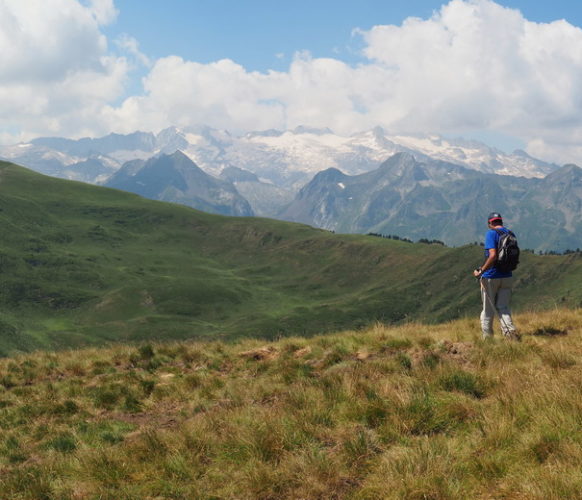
[1,161,581,355]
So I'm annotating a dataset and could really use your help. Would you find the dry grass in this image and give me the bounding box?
[1,308,582,499]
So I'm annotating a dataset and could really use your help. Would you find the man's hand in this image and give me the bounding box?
[473,268,482,278]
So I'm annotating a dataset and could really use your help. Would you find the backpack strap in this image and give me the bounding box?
[493,227,515,238]
[494,228,515,238]
[492,228,505,261]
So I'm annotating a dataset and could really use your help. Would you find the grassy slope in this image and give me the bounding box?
[1,161,582,355]
[0,308,581,499]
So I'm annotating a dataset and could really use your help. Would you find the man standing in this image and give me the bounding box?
[473,212,519,340]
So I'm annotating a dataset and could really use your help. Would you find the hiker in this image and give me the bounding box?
[472,212,519,340]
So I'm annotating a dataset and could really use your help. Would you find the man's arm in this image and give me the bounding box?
[473,248,497,277]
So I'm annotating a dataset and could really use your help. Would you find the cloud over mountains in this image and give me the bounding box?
[2,0,582,164]
[0,0,125,142]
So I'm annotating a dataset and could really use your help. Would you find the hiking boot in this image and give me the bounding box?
[505,330,521,342]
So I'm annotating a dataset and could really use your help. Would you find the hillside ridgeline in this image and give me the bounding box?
[1,161,582,355]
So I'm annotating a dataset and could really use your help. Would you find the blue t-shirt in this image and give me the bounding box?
[483,227,513,279]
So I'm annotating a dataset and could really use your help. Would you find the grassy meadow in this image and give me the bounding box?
[1,307,582,499]
[1,160,582,356]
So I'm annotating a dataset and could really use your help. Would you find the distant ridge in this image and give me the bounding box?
[280,153,582,252]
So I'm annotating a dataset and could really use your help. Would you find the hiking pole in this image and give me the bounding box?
[478,276,515,339]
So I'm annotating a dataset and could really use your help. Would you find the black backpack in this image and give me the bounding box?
[495,228,520,272]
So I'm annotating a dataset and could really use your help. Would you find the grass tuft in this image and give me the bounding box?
[541,350,577,369]
[45,432,77,453]
[531,431,563,464]
[439,370,486,398]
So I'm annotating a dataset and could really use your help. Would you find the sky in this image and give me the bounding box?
[2,0,582,164]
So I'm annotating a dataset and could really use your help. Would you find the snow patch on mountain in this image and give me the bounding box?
[1,126,559,189]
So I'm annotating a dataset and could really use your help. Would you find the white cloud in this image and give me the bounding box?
[87,0,118,25]
[115,34,151,67]
[3,0,582,165]
[100,0,582,164]
[355,0,582,163]
[0,0,126,140]
[102,57,288,133]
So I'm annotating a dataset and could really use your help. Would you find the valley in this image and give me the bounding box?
[1,161,581,356]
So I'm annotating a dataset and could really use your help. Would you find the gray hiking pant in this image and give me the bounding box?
[480,277,516,338]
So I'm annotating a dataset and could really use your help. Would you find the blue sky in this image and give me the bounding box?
[104,1,447,72]
[98,0,582,154]
[2,0,582,163]
[104,0,582,72]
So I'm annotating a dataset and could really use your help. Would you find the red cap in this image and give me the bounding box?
[488,212,502,223]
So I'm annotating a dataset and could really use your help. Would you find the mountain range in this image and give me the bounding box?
[105,151,253,217]
[0,125,557,188]
[2,126,580,251]
[282,153,582,252]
